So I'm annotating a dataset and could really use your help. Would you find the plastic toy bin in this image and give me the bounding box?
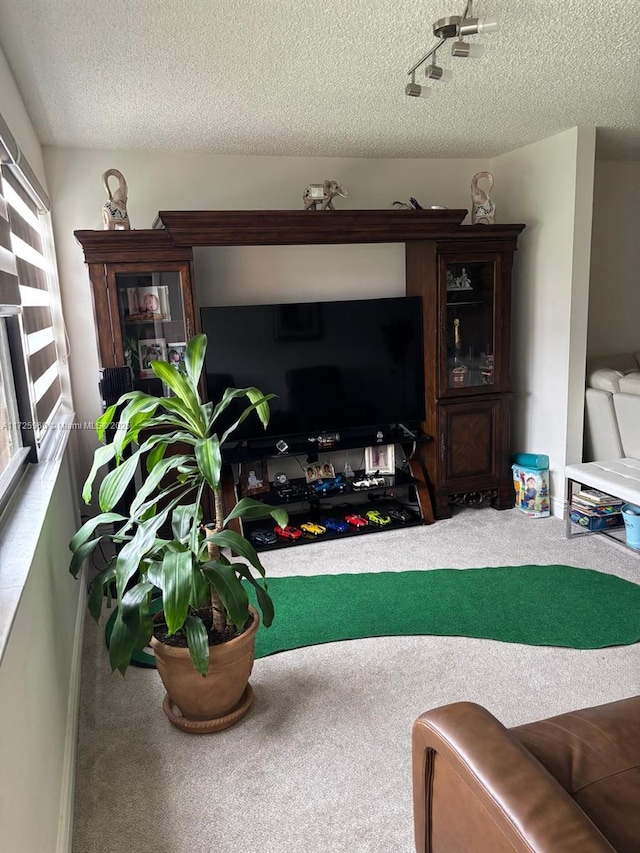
[621,504,640,551]
[512,453,550,518]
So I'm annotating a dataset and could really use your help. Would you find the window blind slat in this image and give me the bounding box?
[15,256,47,291]
[28,340,57,383]
[6,203,43,254]
[35,375,61,425]
[2,167,38,216]
[21,304,53,335]
[0,181,19,307]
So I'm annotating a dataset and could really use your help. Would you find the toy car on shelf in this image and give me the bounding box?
[351,475,385,490]
[345,513,368,528]
[321,517,349,534]
[249,529,278,546]
[366,509,391,526]
[300,521,327,537]
[274,525,303,540]
[311,474,347,496]
[275,483,306,502]
[384,505,413,523]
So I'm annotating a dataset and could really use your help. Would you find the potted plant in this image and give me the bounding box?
[69,334,287,732]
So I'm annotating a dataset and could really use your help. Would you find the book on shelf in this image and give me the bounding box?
[573,488,623,507]
[570,500,621,517]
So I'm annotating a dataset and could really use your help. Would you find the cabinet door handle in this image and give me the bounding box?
[440,433,446,463]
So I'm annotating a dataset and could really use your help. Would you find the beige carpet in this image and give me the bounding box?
[72,507,640,853]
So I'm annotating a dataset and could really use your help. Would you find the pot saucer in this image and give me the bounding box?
[161,685,255,733]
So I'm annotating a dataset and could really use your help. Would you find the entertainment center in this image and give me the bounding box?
[75,208,525,532]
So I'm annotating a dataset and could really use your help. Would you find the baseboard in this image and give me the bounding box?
[56,565,87,853]
[551,495,567,519]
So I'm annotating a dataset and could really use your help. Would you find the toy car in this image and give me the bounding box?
[274,524,303,540]
[275,483,305,502]
[311,474,347,496]
[366,509,391,526]
[300,521,327,537]
[351,476,385,490]
[384,505,412,523]
[345,513,368,528]
[249,529,278,546]
[321,517,349,533]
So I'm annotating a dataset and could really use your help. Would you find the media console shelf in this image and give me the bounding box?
[76,207,525,524]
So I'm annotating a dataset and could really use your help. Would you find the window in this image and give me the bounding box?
[0,113,71,511]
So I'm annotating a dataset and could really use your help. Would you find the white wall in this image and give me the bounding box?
[588,160,640,359]
[0,45,84,853]
[42,146,489,479]
[0,449,84,853]
[491,127,596,513]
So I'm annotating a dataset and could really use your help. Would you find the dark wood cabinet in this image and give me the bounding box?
[406,229,523,519]
[76,211,524,526]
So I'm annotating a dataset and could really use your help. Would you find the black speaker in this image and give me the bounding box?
[100,366,133,407]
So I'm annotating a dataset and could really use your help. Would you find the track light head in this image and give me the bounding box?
[451,40,485,58]
[425,63,454,82]
[405,82,432,99]
[458,16,498,36]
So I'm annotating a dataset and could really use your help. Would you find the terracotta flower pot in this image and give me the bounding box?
[150,606,259,732]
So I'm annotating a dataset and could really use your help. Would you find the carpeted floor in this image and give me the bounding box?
[72,508,640,853]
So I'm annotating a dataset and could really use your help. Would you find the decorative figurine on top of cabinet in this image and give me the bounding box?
[303,179,349,210]
[471,171,495,225]
[102,168,131,230]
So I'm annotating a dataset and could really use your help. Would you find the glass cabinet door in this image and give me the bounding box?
[112,268,190,393]
[442,257,497,392]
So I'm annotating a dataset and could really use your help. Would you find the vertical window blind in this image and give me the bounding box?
[1,165,63,439]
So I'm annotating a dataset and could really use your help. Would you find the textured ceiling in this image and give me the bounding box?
[0,0,639,159]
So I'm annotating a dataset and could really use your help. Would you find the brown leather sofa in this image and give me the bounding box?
[412,697,640,852]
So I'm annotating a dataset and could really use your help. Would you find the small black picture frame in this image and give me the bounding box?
[274,302,322,342]
[240,460,270,496]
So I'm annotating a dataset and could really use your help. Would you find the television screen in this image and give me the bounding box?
[200,296,424,444]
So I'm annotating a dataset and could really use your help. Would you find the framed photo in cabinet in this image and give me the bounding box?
[365,444,395,475]
[240,460,270,496]
[138,338,167,378]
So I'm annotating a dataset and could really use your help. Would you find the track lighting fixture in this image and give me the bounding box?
[405,0,496,99]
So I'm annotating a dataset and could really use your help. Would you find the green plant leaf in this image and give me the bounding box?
[82,442,117,504]
[150,361,203,429]
[184,334,207,392]
[145,560,163,590]
[98,449,142,512]
[223,497,288,529]
[218,392,275,445]
[160,550,193,635]
[120,580,155,628]
[206,529,267,578]
[171,503,201,543]
[69,536,105,579]
[201,560,249,631]
[95,404,117,442]
[69,512,126,553]
[109,609,138,674]
[184,614,209,677]
[145,441,167,474]
[236,563,274,628]
[115,513,169,600]
[135,590,154,651]
[194,436,222,492]
[114,395,161,459]
[88,561,116,622]
[245,387,272,429]
[190,565,209,609]
[129,455,191,517]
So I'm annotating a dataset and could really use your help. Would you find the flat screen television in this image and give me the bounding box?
[200,296,425,445]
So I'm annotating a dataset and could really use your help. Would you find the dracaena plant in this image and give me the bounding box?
[69,334,287,676]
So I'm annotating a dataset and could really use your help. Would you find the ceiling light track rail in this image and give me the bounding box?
[405,0,497,99]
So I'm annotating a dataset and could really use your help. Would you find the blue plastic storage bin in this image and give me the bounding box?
[621,504,640,550]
